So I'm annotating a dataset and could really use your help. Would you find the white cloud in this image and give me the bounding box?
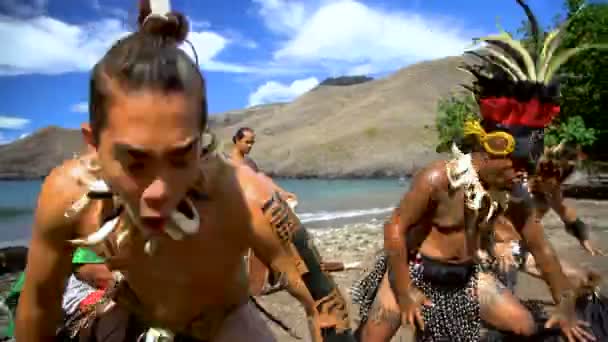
[221,29,259,49]
[346,63,375,76]
[18,132,30,139]
[0,15,127,75]
[0,14,257,75]
[252,0,309,36]
[248,77,319,106]
[71,102,89,114]
[0,116,30,130]
[255,0,472,75]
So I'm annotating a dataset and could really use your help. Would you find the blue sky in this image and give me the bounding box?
[0,0,567,144]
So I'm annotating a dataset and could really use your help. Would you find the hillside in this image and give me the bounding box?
[0,126,85,179]
[0,56,469,179]
[212,56,468,177]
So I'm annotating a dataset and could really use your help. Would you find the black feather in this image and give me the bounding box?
[515,0,542,62]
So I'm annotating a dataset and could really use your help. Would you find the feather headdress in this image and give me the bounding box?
[459,0,607,163]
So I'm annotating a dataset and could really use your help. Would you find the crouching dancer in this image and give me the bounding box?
[491,142,602,292]
[352,1,603,340]
[354,144,592,341]
[15,2,341,341]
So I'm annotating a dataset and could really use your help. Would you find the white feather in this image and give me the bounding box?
[68,216,120,246]
[286,199,298,211]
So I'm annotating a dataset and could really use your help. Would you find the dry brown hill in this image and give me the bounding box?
[0,56,469,179]
[0,126,85,179]
[213,55,468,177]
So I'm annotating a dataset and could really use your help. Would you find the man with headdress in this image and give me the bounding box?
[351,1,606,341]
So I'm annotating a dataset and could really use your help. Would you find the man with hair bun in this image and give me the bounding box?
[15,1,353,341]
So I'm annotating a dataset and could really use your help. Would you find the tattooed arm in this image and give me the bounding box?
[517,205,574,303]
[241,161,354,340]
[536,179,600,255]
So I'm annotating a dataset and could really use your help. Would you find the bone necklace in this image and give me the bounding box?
[445,144,509,223]
[64,157,201,256]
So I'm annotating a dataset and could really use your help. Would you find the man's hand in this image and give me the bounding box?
[581,240,605,256]
[398,286,432,332]
[546,289,595,342]
[545,309,595,342]
[493,242,519,274]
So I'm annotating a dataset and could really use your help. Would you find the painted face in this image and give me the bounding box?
[93,90,202,232]
[236,130,256,155]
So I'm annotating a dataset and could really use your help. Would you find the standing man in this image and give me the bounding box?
[229,127,297,203]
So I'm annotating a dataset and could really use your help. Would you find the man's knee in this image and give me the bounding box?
[367,299,401,330]
[487,300,536,336]
[509,309,536,336]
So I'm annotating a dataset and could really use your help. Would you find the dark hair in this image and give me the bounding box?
[88,2,207,144]
[232,127,254,144]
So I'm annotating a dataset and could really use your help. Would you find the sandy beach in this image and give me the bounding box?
[258,199,608,341]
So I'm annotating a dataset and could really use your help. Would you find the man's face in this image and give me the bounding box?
[477,156,518,190]
[236,130,255,155]
[90,90,202,232]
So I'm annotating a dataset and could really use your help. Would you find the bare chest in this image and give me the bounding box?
[76,198,252,287]
[432,188,466,230]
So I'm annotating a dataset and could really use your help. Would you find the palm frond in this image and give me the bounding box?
[457,66,475,77]
[476,42,528,80]
[475,31,536,81]
[465,51,519,81]
[538,6,588,82]
[543,44,608,84]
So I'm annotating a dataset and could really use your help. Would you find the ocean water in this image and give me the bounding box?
[0,178,409,248]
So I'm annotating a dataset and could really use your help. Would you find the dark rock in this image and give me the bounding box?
[319,75,373,87]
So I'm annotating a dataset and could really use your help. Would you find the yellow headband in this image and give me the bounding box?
[463,120,515,156]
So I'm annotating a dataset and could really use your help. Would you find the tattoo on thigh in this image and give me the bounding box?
[368,300,401,330]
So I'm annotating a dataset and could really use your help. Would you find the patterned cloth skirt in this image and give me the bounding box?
[351,252,482,341]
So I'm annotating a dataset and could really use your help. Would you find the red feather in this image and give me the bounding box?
[479,97,560,128]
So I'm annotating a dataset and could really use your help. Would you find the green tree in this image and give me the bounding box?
[559,1,608,157]
[544,115,598,147]
[435,94,478,152]
[516,0,608,156]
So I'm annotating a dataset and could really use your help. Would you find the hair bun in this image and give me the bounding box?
[138,2,189,43]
